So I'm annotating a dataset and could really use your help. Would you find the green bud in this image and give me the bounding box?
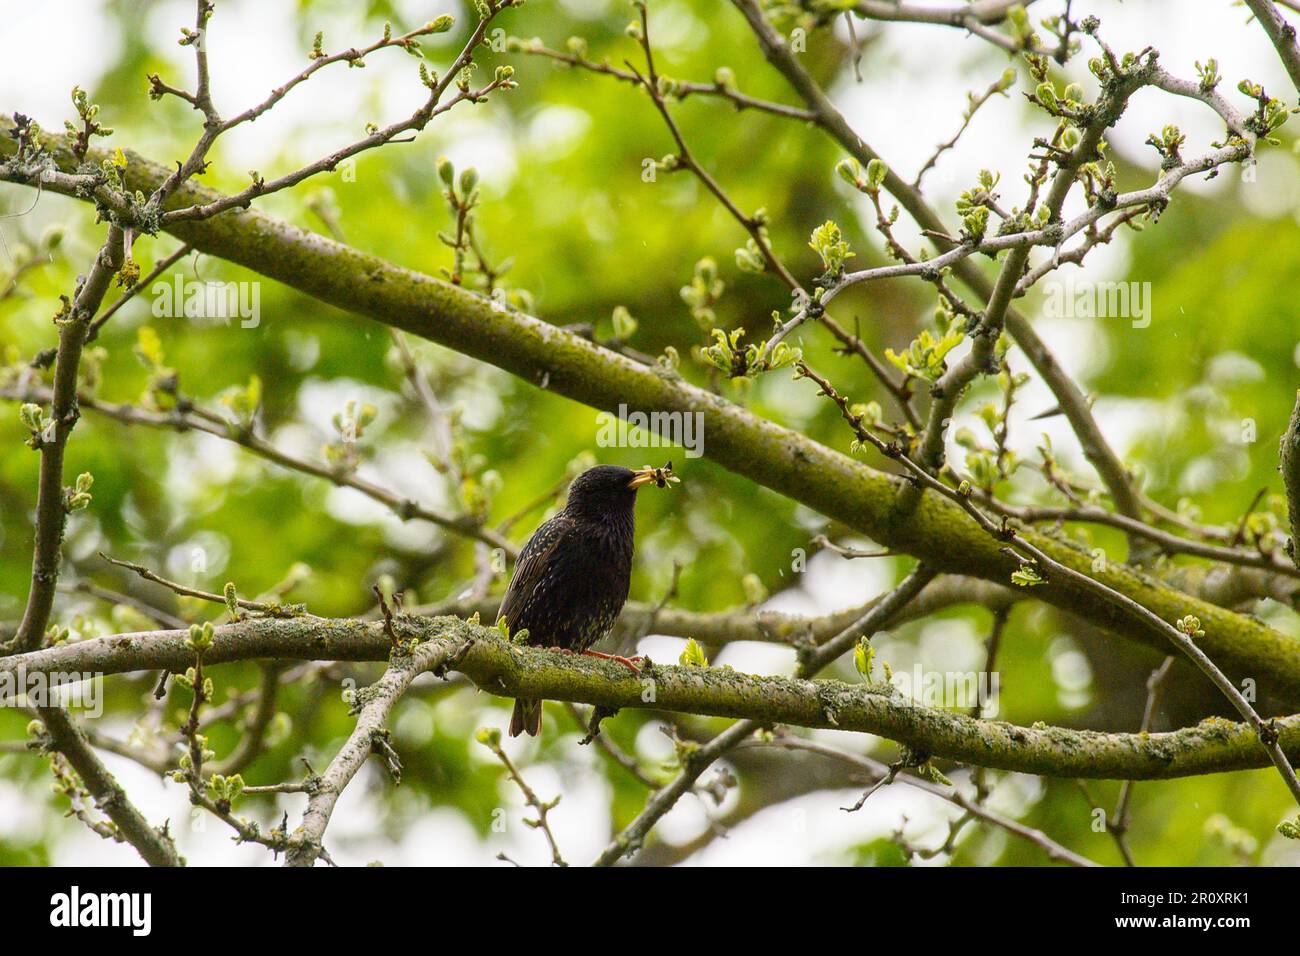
[735,244,765,273]
[19,403,44,432]
[853,638,874,679]
[865,158,888,190]
[655,75,679,98]
[186,620,215,652]
[679,638,708,668]
[808,220,854,274]
[437,156,455,187]
[611,305,637,340]
[1010,565,1045,588]
[40,224,65,251]
[835,158,861,187]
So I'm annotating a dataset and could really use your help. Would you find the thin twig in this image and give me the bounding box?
[479,731,567,866]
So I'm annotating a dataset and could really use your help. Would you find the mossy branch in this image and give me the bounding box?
[5,615,1300,782]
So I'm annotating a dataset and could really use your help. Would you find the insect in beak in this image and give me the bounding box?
[628,461,680,489]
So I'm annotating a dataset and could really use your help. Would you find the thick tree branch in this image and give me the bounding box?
[800,360,1300,805]
[8,226,124,653]
[1245,0,1300,94]
[850,0,1053,57]
[5,616,1300,781]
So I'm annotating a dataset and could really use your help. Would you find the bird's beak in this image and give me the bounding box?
[628,462,678,489]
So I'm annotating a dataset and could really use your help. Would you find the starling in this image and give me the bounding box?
[500,463,677,736]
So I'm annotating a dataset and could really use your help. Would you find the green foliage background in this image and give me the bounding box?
[1,0,1298,866]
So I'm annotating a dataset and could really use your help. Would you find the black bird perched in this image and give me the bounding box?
[499,463,677,737]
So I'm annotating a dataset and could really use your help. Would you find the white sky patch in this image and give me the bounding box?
[295,377,399,435]
[4,1,121,118]
[432,114,521,193]
[322,484,394,526]
[525,104,593,159]
[916,616,984,673]
[166,430,242,508]
[558,0,618,20]
[768,548,895,616]
[369,445,453,510]
[682,784,940,866]
[0,777,46,840]
[446,372,507,431]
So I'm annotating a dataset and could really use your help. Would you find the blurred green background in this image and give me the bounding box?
[1,0,1298,866]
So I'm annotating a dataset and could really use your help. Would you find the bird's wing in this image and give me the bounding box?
[497,513,572,631]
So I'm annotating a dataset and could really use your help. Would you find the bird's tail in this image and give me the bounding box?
[509,698,543,737]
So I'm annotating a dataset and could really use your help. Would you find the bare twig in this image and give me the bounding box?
[1107,655,1174,866]
[478,730,567,866]
[751,735,1097,866]
[1,383,517,557]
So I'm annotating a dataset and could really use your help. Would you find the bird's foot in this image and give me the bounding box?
[581,649,643,674]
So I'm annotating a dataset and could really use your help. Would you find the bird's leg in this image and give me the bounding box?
[544,645,642,674]
[581,649,643,673]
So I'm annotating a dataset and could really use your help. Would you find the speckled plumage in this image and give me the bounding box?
[500,465,643,736]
